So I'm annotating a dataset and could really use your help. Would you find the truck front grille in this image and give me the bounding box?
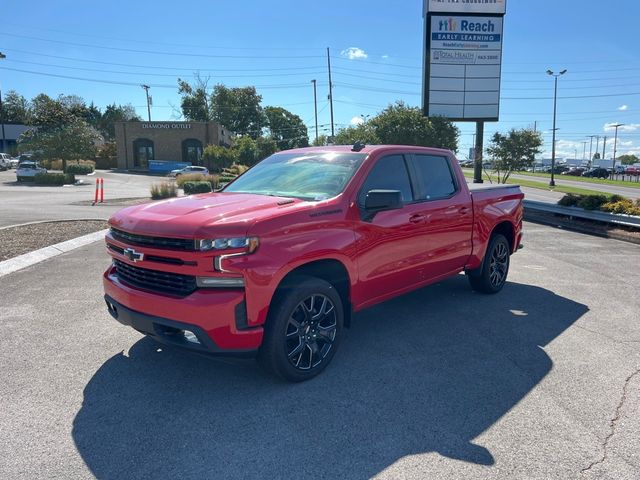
[111,228,195,251]
[113,259,197,297]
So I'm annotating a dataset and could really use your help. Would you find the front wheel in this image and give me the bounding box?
[468,234,510,294]
[259,276,343,382]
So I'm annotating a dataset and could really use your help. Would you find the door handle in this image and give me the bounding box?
[459,207,471,215]
[409,214,426,224]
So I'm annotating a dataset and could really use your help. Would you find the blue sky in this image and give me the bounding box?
[1,0,639,160]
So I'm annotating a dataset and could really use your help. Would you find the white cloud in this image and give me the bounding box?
[381,54,389,59]
[604,123,640,132]
[350,116,364,125]
[340,47,368,60]
[618,104,628,111]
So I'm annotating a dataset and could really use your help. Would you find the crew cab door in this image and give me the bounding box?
[354,154,435,303]
[405,153,473,280]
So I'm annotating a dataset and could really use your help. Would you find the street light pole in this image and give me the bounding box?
[0,52,6,153]
[547,69,567,187]
[587,135,596,168]
[611,124,624,175]
[311,79,318,144]
[141,84,151,121]
[581,141,587,161]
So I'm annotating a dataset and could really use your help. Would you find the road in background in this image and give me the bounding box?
[0,223,638,479]
[0,170,160,227]
[506,173,640,200]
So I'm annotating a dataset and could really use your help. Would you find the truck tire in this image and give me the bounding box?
[259,276,343,382]
[468,234,510,294]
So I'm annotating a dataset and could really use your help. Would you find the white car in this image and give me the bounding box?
[16,162,47,181]
[169,166,209,177]
[0,153,12,171]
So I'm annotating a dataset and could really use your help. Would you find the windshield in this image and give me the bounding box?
[223,152,367,201]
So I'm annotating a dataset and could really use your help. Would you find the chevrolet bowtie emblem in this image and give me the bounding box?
[123,248,144,262]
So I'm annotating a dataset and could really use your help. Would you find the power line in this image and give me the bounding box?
[0,32,325,59]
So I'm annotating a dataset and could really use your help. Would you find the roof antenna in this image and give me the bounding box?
[352,141,366,152]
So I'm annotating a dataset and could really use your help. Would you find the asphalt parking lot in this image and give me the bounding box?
[0,223,638,479]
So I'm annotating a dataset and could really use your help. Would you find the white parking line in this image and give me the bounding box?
[0,229,109,277]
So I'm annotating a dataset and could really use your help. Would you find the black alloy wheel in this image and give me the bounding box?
[285,294,337,370]
[259,276,344,382]
[468,233,511,294]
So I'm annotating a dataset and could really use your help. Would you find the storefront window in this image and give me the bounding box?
[133,139,154,168]
[182,139,203,165]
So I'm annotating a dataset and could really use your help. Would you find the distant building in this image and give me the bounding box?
[0,124,31,153]
[114,121,232,171]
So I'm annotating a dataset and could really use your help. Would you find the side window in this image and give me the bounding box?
[358,155,413,206]
[410,154,457,200]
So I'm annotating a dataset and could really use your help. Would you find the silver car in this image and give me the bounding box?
[16,162,47,182]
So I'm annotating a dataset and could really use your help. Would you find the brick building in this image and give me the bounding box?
[114,121,232,171]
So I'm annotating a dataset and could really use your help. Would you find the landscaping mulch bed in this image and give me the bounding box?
[0,220,108,261]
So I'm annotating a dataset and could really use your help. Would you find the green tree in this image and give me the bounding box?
[99,104,140,140]
[369,102,459,150]
[593,152,601,160]
[211,85,264,138]
[202,145,237,172]
[178,75,212,121]
[618,154,638,165]
[233,135,259,166]
[29,94,75,127]
[264,106,308,150]
[18,117,100,171]
[1,90,31,124]
[486,128,543,183]
[312,134,328,146]
[333,122,379,145]
[256,136,278,161]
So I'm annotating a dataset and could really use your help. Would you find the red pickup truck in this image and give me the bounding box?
[104,145,523,381]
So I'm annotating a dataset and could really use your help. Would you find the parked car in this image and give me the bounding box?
[169,166,209,177]
[16,162,47,181]
[9,157,20,168]
[17,153,34,165]
[103,144,524,381]
[0,153,12,171]
[624,166,640,176]
[562,167,585,176]
[582,168,609,179]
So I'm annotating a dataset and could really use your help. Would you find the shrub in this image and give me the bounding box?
[176,173,219,190]
[34,173,76,185]
[183,181,213,195]
[41,159,63,170]
[225,163,249,176]
[558,194,579,207]
[219,176,237,185]
[150,181,177,199]
[202,145,237,172]
[601,199,640,216]
[576,194,608,211]
[65,163,95,175]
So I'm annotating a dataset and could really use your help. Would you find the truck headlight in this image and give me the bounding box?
[197,237,259,253]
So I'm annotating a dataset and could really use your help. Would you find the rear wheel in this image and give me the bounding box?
[259,276,343,382]
[468,234,510,294]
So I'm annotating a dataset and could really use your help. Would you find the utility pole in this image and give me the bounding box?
[595,136,600,159]
[326,48,335,139]
[533,121,537,133]
[0,52,6,153]
[581,141,587,161]
[141,84,151,121]
[311,79,318,144]
[587,135,596,168]
[601,136,607,160]
[547,69,567,187]
[611,124,624,175]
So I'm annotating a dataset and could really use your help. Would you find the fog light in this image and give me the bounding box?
[196,276,245,288]
[183,330,200,344]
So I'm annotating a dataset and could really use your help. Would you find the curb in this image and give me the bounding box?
[0,219,107,231]
[0,229,109,278]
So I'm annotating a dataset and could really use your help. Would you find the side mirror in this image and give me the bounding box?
[363,189,403,221]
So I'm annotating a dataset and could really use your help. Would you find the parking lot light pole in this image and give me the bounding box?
[0,52,6,153]
[547,69,567,187]
[611,124,624,175]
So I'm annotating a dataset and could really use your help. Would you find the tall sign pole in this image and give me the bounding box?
[422,0,507,184]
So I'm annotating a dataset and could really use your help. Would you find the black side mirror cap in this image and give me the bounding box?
[363,189,403,221]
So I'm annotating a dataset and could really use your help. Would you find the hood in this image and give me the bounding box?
[109,192,305,239]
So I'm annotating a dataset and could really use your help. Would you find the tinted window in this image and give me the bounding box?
[358,155,413,206]
[410,155,456,200]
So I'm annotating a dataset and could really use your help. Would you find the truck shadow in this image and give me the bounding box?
[72,276,587,479]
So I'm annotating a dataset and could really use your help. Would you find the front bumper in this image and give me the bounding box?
[103,266,263,355]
